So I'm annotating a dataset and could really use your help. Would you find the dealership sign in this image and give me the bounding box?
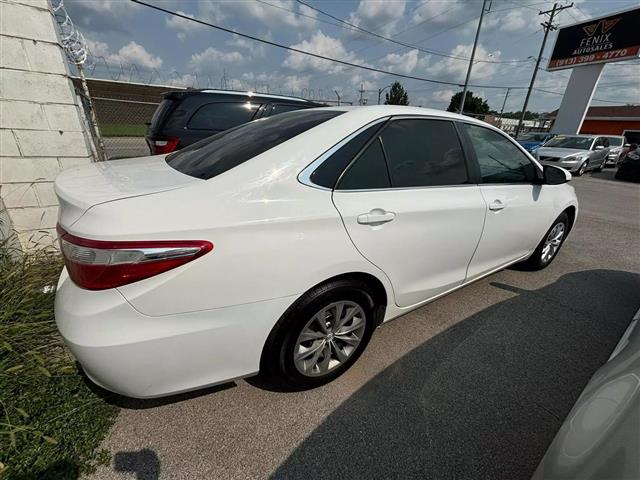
[547,6,640,71]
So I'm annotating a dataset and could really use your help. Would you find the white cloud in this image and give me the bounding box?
[189,47,247,72]
[86,38,110,58]
[165,10,206,41]
[283,30,366,74]
[380,49,420,75]
[106,41,163,69]
[432,89,456,103]
[348,0,407,36]
[238,71,311,95]
[223,0,317,29]
[226,36,266,58]
[427,44,502,80]
[484,8,538,33]
[412,0,466,24]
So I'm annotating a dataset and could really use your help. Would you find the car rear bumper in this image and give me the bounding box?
[54,269,296,398]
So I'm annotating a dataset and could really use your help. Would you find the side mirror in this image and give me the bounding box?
[543,165,571,185]
[594,145,605,150]
[624,143,631,148]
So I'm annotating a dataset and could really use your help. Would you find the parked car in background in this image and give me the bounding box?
[603,136,627,167]
[146,89,324,155]
[54,106,578,398]
[516,132,555,153]
[615,144,640,182]
[533,308,640,480]
[535,134,612,176]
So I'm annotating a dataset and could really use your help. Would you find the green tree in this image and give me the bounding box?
[384,81,409,105]
[446,90,490,115]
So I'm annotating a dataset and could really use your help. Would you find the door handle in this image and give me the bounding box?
[489,199,506,211]
[357,209,396,225]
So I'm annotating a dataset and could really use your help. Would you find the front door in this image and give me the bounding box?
[332,118,486,307]
[461,123,558,280]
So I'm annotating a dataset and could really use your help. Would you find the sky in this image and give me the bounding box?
[64,0,640,113]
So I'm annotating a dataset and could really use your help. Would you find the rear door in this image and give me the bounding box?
[332,117,486,307]
[461,123,557,280]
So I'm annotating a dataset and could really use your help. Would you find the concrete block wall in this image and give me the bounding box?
[0,0,94,249]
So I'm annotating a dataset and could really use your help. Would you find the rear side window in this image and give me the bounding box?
[381,119,468,187]
[187,102,260,131]
[310,122,386,189]
[166,110,343,180]
[464,124,538,183]
[337,138,391,190]
[150,99,175,129]
[607,137,624,147]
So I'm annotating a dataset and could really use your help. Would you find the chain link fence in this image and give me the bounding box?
[92,97,156,159]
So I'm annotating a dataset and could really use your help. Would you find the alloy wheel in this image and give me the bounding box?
[541,222,565,264]
[294,301,366,377]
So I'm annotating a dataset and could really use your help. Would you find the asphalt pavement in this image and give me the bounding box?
[90,169,640,480]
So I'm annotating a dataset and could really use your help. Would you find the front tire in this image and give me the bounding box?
[575,161,588,176]
[519,213,569,271]
[260,279,377,390]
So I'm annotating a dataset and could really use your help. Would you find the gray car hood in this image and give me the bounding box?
[537,147,590,158]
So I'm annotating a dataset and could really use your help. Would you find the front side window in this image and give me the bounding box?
[187,102,260,131]
[465,124,538,183]
[167,110,343,179]
[380,119,468,187]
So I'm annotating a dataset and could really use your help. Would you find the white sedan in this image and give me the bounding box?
[54,106,578,398]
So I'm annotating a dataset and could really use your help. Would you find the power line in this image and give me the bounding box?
[130,0,537,90]
[286,0,535,64]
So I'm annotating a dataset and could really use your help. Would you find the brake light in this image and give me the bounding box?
[149,137,179,155]
[57,226,213,290]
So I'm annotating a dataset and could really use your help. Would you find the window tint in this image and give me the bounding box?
[607,137,624,147]
[167,110,344,179]
[310,122,385,189]
[270,104,308,116]
[187,102,259,131]
[337,138,390,190]
[465,124,538,183]
[380,119,467,187]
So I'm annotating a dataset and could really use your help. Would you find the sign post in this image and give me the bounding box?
[548,6,640,134]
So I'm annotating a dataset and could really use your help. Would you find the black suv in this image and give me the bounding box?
[146,89,324,155]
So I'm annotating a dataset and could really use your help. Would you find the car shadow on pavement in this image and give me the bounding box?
[270,269,640,480]
[113,448,160,480]
[587,169,619,181]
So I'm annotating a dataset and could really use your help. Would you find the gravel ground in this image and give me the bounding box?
[89,169,640,480]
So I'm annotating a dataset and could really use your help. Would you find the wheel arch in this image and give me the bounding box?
[562,205,577,233]
[258,271,388,374]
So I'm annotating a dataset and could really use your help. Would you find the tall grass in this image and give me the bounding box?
[0,236,118,479]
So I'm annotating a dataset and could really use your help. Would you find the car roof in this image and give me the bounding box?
[311,104,494,127]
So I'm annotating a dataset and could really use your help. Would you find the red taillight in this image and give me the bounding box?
[57,226,213,290]
[149,137,179,155]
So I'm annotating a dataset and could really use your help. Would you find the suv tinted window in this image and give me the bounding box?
[381,119,467,187]
[270,104,308,116]
[465,124,538,183]
[337,138,391,190]
[166,110,343,179]
[310,122,386,189]
[187,102,259,131]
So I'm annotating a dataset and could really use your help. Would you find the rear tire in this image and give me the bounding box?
[260,279,377,390]
[518,213,569,271]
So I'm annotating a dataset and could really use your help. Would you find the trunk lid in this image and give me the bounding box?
[55,155,201,227]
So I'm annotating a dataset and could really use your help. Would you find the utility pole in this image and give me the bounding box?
[358,83,365,105]
[498,87,511,129]
[514,2,573,138]
[459,0,489,114]
[334,89,341,106]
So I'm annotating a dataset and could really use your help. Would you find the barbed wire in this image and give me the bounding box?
[51,0,88,65]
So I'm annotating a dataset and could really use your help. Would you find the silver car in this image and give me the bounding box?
[533,307,640,480]
[535,135,613,176]
[604,136,628,167]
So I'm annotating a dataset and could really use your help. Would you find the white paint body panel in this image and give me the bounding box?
[53,106,578,398]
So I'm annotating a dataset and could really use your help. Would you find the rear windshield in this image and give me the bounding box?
[165,109,343,179]
[544,136,593,149]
